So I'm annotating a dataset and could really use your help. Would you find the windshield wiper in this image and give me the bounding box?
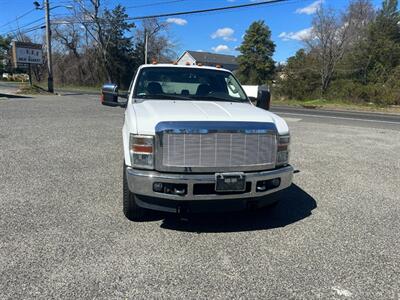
[136,94,244,102]
[136,94,193,100]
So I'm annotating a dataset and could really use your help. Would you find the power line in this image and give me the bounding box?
[51,0,294,25]
[7,24,45,37]
[23,25,46,34]
[6,0,295,34]
[0,0,74,34]
[126,0,187,9]
[2,17,44,36]
[128,0,293,20]
[0,8,36,30]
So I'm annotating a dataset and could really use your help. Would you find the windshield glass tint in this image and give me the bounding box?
[134,67,247,102]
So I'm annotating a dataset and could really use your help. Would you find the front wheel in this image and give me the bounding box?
[123,164,147,221]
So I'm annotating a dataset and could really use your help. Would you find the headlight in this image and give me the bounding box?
[276,135,290,166]
[130,134,154,169]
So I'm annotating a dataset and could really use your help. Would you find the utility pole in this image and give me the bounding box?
[44,0,54,93]
[144,30,148,64]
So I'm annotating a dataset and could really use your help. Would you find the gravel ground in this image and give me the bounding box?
[0,94,399,299]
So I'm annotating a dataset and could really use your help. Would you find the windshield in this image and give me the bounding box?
[133,67,248,102]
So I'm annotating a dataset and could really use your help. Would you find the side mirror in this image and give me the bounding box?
[256,86,271,111]
[101,83,127,108]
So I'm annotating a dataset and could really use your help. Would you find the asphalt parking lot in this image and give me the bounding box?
[1,94,399,299]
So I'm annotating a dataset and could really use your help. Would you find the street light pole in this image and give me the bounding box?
[44,0,54,93]
[34,1,72,92]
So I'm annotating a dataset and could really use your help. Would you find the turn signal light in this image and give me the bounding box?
[130,135,154,169]
[276,135,290,166]
[133,145,153,153]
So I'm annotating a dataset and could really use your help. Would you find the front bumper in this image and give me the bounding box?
[126,165,294,202]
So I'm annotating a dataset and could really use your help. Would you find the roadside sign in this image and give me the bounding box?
[11,41,43,86]
[12,41,43,66]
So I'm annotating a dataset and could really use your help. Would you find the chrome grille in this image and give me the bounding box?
[162,132,277,169]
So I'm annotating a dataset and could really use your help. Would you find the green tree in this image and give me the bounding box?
[102,5,135,87]
[349,0,400,84]
[236,21,275,85]
[276,49,320,100]
[339,0,375,84]
[0,35,12,72]
[381,0,399,19]
[275,0,400,105]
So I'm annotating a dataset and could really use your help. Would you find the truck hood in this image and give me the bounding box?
[132,100,289,135]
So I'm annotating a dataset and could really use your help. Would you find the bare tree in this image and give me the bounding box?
[71,0,113,81]
[20,1,175,87]
[53,23,86,83]
[344,0,375,44]
[135,18,176,63]
[305,6,352,94]
[53,24,81,58]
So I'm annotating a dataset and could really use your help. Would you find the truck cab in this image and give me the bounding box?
[101,64,293,221]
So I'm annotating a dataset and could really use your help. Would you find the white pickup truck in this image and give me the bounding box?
[101,64,293,221]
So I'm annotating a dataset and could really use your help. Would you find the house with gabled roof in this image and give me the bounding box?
[177,50,238,71]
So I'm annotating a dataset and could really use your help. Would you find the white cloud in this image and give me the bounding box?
[279,27,313,41]
[211,27,237,41]
[295,0,323,15]
[212,45,231,53]
[166,18,187,26]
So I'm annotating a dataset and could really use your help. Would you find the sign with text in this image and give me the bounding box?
[12,41,43,66]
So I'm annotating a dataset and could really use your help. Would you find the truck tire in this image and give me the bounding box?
[123,164,147,221]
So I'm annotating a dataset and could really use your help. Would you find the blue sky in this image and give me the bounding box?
[0,0,384,62]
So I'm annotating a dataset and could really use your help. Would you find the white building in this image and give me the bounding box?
[177,50,238,71]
